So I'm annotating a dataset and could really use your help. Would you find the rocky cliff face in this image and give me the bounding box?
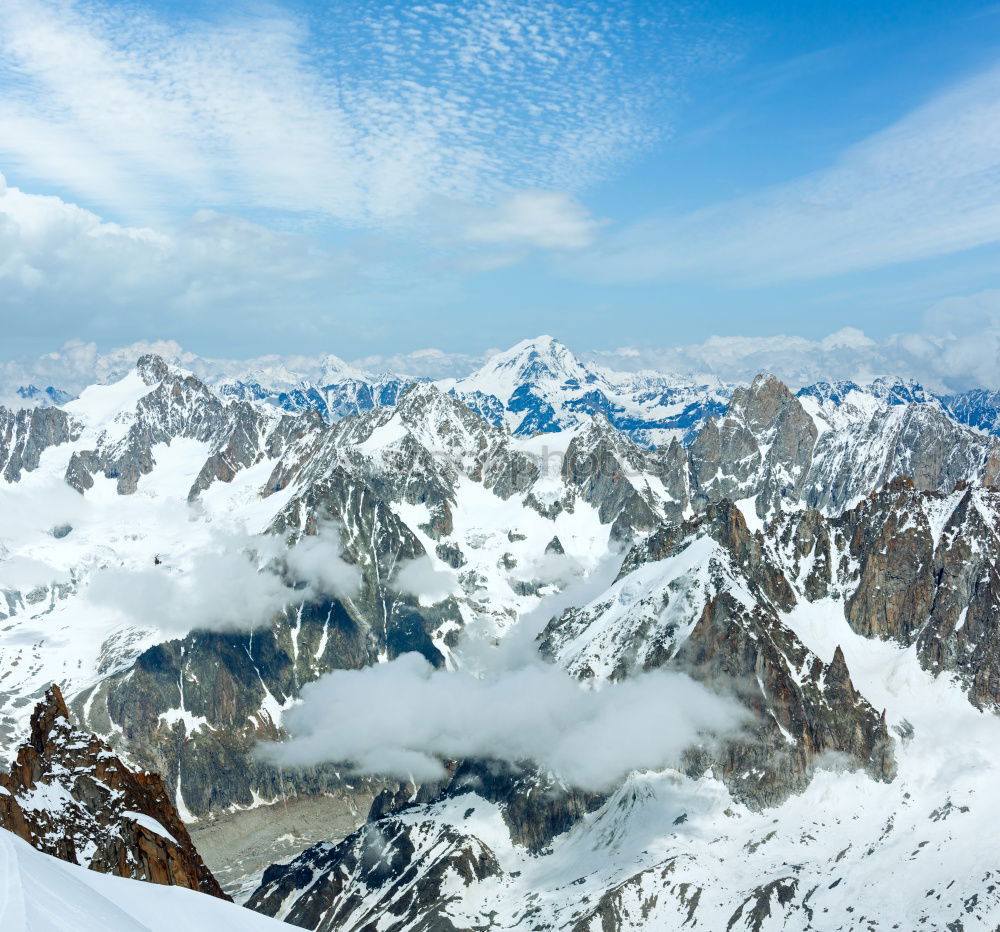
[833,480,1000,710]
[73,607,371,818]
[0,685,226,897]
[687,373,1000,520]
[246,813,502,931]
[542,500,895,810]
[688,375,818,517]
[0,405,76,482]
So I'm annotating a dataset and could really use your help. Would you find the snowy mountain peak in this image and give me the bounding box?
[372,379,498,454]
[798,376,940,409]
[312,352,363,381]
[467,335,593,395]
[136,353,171,386]
[723,372,798,430]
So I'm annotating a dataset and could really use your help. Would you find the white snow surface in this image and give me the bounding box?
[121,812,178,846]
[0,368,304,754]
[0,828,285,931]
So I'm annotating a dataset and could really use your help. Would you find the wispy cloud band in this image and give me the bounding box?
[582,65,1000,284]
[0,0,719,225]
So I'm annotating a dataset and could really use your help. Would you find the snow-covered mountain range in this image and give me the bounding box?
[3,338,1000,928]
[10,335,1000,448]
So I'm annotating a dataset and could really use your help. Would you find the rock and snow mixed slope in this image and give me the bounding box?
[0,354,686,816]
[0,685,225,897]
[249,488,1000,931]
[3,345,1000,926]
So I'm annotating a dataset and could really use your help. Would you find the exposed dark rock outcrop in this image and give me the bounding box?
[687,373,1000,521]
[562,416,684,541]
[246,816,501,931]
[833,480,1000,710]
[0,685,227,898]
[0,405,76,482]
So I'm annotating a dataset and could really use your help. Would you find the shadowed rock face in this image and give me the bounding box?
[676,593,895,809]
[77,605,372,817]
[73,580,454,818]
[0,685,227,898]
[0,406,76,482]
[444,759,604,855]
[246,815,501,932]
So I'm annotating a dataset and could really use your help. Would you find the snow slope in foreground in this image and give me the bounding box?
[0,828,284,931]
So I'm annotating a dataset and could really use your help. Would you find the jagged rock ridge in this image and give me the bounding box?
[0,685,226,898]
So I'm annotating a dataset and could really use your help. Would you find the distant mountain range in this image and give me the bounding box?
[8,335,1000,446]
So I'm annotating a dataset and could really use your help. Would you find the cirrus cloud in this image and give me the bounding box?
[578,64,1000,287]
[0,0,722,225]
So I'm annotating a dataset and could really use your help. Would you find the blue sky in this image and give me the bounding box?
[1,0,1000,387]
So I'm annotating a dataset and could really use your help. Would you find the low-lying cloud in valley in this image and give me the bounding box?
[260,542,747,791]
[87,523,361,634]
[390,554,460,606]
[258,651,748,791]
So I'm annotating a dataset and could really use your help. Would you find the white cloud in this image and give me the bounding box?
[586,311,1000,393]
[0,477,89,541]
[258,651,747,790]
[281,524,363,600]
[391,555,459,606]
[465,546,627,673]
[512,551,585,587]
[461,192,604,250]
[0,0,712,226]
[87,523,360,634]
[0,555,71,591]
[8,290,1000,398]
[0,334,488,398]
[0,1,731,345]
[0,182,366,341]
[87,547,295,634]
[349,347,489,380]
[580,65,1000,285]
[256,546,744,792]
